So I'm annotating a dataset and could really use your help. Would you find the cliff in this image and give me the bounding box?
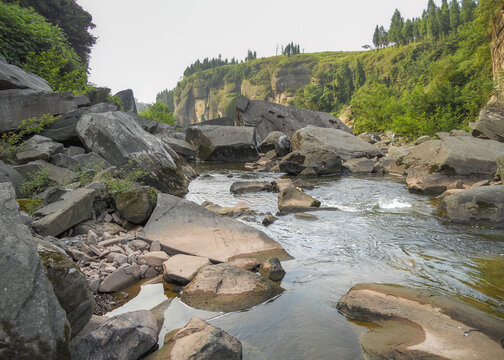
[491,3,504,101]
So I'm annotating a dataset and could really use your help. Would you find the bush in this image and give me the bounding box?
[139,101,176,125]
[20,168,52,197]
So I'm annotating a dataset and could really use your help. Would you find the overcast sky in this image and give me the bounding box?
[77,0,441,103]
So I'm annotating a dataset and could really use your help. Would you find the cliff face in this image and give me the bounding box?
[172,60,314,126]
[492,5,504,101]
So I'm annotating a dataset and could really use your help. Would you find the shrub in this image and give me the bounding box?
[139,101,176,125]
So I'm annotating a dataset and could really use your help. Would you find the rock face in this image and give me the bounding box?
[337,283,504,360]
[36,240,94,337]
[473,102,504,142]
[236,97,352,143]
[142,193,291,263]
[497,155,504,180]
[0,183,70,359]
[438,186,504,227]
[0,89,86,132]
[185,125,259,162]
[291,125,382,161]
[16,135,63,163]
[162,254,211,284]
[278,186,321,213]
[114,186,155,224]
[31,188,96,236]
[0,59,52,92]
[279,148,343,175]
[113,89,137,113]
[181,264,284,312]
[0,159,24,194]
[70,310,158,360]
[258,131,291,157]
[402,137,504,193]
[76,111,192,196]
[147,318,242,360]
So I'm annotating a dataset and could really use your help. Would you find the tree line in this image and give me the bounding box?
[183,50,258,77]
[373,0,478,49]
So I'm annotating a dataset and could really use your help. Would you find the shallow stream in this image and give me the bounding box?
[108,164,504,359]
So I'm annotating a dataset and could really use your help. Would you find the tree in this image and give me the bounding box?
[389,9,405,45]
[461,0,477,23]
[402,19,415,43]
[379,26,389,48]
[449,0,461,31]
[426,0,440,40]
[439,0,451,36]
[354,59,366,89]
[139,101,176,125]
[373,25,380,49]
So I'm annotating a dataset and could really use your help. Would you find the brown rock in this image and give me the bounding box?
[98,265,141,292]
[259,258,286,281]
[278,186,321,213]
[144,251,169,266]
[227,258,261,271]
[162,254,211,284]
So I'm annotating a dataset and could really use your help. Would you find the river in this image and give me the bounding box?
[108,164,504,359]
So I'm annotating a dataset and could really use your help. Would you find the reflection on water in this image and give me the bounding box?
[108,165,504,359]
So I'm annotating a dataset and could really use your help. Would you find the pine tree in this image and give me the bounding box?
[373,25,380,49]
[449,0,461,31]
[354,59,366,89]
[379,26,388,48]
[389,9,405,45]
[461,0,477,23]
[427,0,440,40]
[439,0,451,36]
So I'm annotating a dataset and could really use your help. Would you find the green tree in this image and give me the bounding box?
[379,26,389,48]
[402,19,415,43]
[139,101,176,125]
[389,9,405,45]
[354,59,366,88]
[373,25,380,48]
[427,0,440,40]
[439,0,451,35]
[461,0,478,23]
[449,0,461,31]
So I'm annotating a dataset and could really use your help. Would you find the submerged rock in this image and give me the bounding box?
[181,264,284,312]
[142,193,291,262]
[146,317,242,360]
[230,181,274,194]
[337,283,504,360]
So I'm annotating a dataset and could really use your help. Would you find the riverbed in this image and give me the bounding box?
[108,164,504,359]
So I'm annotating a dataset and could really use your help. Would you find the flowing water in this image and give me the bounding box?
[108,164,504,360]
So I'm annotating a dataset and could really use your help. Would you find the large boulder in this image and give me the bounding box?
[114,185,155,224]
[0,89,88,132]
[438,185,504,227]
[472,102,504,142]
[402,137,504,193]
[279,147,343,175]
[156,135,198,160]
[230,181,274,194]
[236,96,352,143]
[258,131,291,157]
[146,318,242,360]
[142,193,291,263]
[36,240,94,337]
[278,186,321,213]
[15,135,63,163]
[14,160,77,185]
[337,283,504,360]
[0,183,71,359]
[291,125,382,161]
[0,59,52,92]
[72,152,111,172]
[40,103,119,143]
[181,264,284,312]
[113,89,137,113]
[31,188,96,236]
[98,265,141,293]
[70,310,158,360]
[76,111,192,196]
[185,125,259,162]
[0,159,24,194]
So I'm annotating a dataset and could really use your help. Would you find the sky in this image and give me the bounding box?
[77,0,441,103]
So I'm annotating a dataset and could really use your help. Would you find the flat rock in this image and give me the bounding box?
[76,111,193,197]
[99,264,141,292]
[72,152,111,172]
[70,310,158,360]
[343,157,377,174]
[227,257,261,271]
[278,186,321,213]
[146,317,242,360]
[142,193,291,262]
[202,201,255,217]
[279,147,342,175]
[14,160,77,185]
[185,125,259,162]
[181,264,284,312]
[337,283,504,360]
[0,59,52,92]
[32,188,96,236]
[16,135,63,163]
[438,185,504,227]
[144,251,169,266]
[0,183,70,359]
[157,136,198,160]
[162,254,211,284]
[230,181,274,194]
[236,96,352,143]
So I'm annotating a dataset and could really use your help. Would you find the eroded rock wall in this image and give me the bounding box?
[492,5,504,101]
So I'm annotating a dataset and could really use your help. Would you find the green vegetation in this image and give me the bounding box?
[17,198,43,215]
[164,0,500,138]
[20,168,51,197]
[0,1,88,92]
[139,101,176,125]
[282,42,302,56]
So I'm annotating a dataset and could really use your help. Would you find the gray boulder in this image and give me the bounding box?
[70,310,158,360]
[156,135,198,160]
[130,113,159,133]
[98,265,141,293]
[36,240,94,337]
[402,137,504,194]
[186,125,259,162]
[230,181,274,194]
[438,185,504,227]
[0,59,52,92]
[113,89,137,113]
[142,193,291,263]
[0,183,70,359]
[343,157,378,174]
[72,152,111,172]
[181,264,284,312]
[291,125,382,160]
[50,153,80,169]
[279,147,342,175]
[41,103,119,143]
[258,131,291,157]
[0,159,24,194]
[472,102,504,142]
[0,89,88,132]
[76,111,193,196]
[236,96,352,143]
[114,185,155,224]
[86,87,110,105]
[147,318,242,360]
[63,146,86,157]
[31,188,96,236]
[14,160,77,185]
[16,135,63,163]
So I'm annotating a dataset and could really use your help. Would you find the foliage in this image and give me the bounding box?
[4,0,96,66]
[20,168,51,197]
[156,89,175,112]
[17,198,43,215]
[282,42,301,57]
[0,1,87,92]
[139,101,176,125]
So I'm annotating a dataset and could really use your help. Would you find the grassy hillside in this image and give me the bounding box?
[160,1,500,138]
